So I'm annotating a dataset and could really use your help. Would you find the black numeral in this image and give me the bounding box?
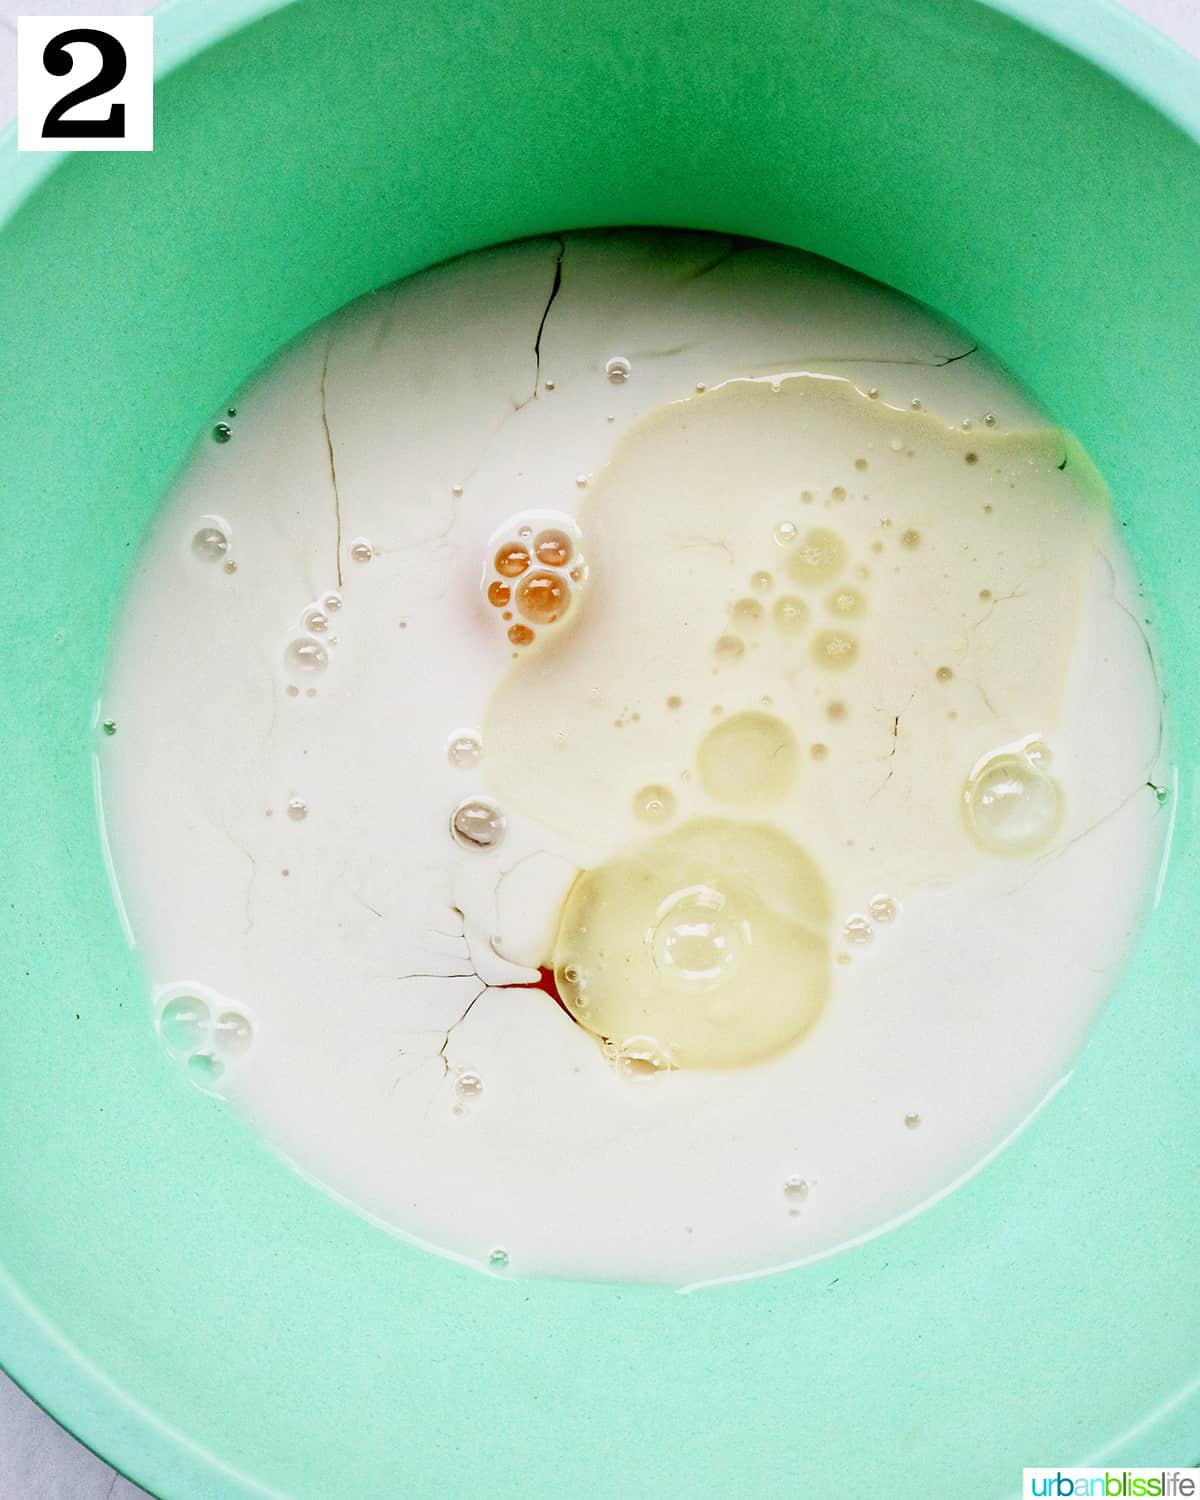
[41,29,128,140]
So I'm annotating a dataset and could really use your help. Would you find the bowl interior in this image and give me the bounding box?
[1,0,1198,1496]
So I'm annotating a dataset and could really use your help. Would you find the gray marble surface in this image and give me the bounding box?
[1,0,1197,1495]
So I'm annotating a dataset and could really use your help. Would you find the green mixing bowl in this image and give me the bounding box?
[1,1,1197,1495]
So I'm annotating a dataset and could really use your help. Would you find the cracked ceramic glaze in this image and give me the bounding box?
[97,231,1167,1287]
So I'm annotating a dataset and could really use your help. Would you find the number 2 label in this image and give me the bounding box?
[17,16,153,153]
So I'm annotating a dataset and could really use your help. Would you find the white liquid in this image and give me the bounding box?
[98,232,1166,1287]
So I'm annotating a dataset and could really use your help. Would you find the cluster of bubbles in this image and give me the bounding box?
[190,514,238,576]
[211,406,237,444]
[840,894,899,949]
[963,737,1062,855]
[157,990,253,1091]
[284,590,343,678]
[482,510,586,652]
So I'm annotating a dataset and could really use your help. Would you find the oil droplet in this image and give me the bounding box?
[212,422,232,444]
[827,700,847,721]
[697,711,798,806]
[936,665,954,683]
[285,685,300,698]
[495,542,531,577]
[302,606,330,634]
[534,529,573,567]
[714,634,745,662]
[965,452,978,465]
[783,1175,809,1201]
[487,580,511,607]
[192,524,229,560]
[666,695,683,710]
[101,719,117,737]
[904,1112,922,1130]
[800,489,814,504]
[455,1071,484,1102]
[287,797,308,821]
[810,742,828,761]
[811,629,859,670]
[731,597,763,625]
[979,588,992,601]
[788,528,847,587]
[285,638,328,674]
[349,538,375,563]
[843,915,872,944]
[750,570,773,594]
[488,1247,510,1268]
[159,995,211,1054]
[854,458,869,471]
[447,730,482,769]
[826,585,865,618]
[773,595,808,633]
[451,797,506,850]
[213,1011,253,1057]
[633,784,676,823]
[900,529,921,549]
[516,570,571,625]
[773,520,797,546]
[187,1052,225,1088]
[508,623,535,646]
[868,894,898,923]
[831,485,847,502]
[605,356,632,384]
[963,744,1063,854]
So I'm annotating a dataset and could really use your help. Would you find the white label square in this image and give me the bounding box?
[17,16,153,152]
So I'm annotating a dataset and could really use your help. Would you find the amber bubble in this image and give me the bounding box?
[516,570,572,626]
[487,580,511,607]
[534,529,574,568]
[495,542,531,577]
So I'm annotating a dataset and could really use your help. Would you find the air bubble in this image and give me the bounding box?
[212,423,232,444]
[302,606,330,634]
[935,665,954,682]
[575,474,589,489]
[868,894,897,923]
[487,580,511,607]
[831,485,846,502]
[287,797,308,822]
[285,637,328,674]
[223,560,238,575]
[451,797,506,850]
[488,1247,510,1268]
[904,1112,922,1130]
[323,591,343,612]
[187,1052,225,1088]
[447,730,482,769]
[455,1071,484,1102]
[714,634,745,662]
[750,570,773,594]
[159,995,212,1054]
[508,623,535,647]
[963,743,1063,854]
[984,412,997,426]
[842,915,872,944]
[192,524,229,560]
[101,719,117,737]
[783,1175,809,1201]
[605,356,631,384]
[633,784,676,823]
[900,529,920,549]
[349,538,374,563]
[773,521,797,546]
[213,1011,253,1057]
[614,1036,675,1079]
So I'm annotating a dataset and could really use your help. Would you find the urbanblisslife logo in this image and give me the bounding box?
[1024,1472,1199,1497]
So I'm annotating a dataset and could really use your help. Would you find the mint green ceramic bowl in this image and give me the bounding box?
[1,1,1197,1495]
